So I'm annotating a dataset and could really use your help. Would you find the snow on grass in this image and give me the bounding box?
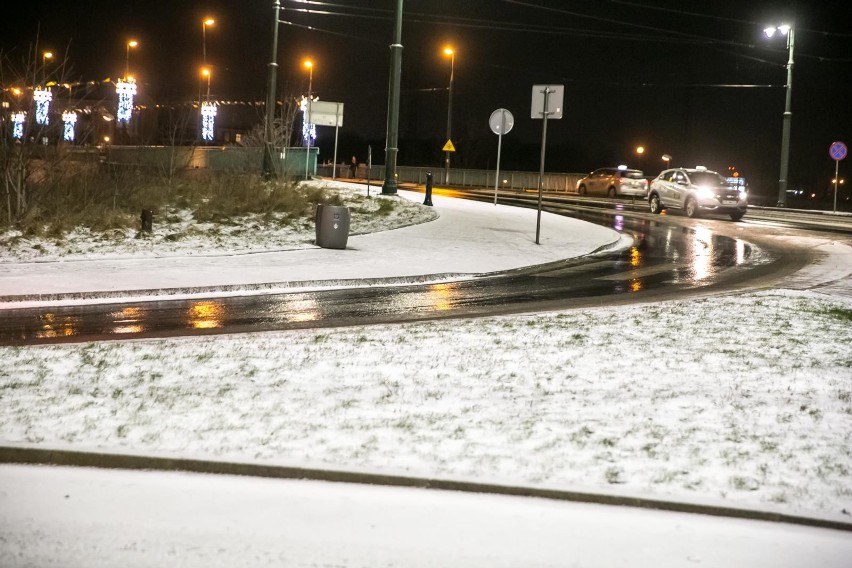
[0,182,437,262]
[2,289,850,518]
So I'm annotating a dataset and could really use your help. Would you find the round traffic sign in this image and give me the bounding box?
[489,108,514,136]
[829,141,847,161]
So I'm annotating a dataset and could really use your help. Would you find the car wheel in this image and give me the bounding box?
[649,194,662,214]
[578,185,587,195]
[685,197,699,218]
[607,186,616,197]
[730,211,745,221]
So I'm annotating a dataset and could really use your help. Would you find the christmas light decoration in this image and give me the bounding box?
[115,78,137,124]
[300,97,316,144]
[33,88,53,125]
[201,102,217,142]
[62,111,77,141]
[12,112,26,139]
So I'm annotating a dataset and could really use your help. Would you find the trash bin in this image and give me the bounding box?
[315,204,350,249]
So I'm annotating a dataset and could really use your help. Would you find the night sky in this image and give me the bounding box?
[3,1,851,201]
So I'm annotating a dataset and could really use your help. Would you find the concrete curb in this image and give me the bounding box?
[0,272,473,305]
[2,446,849,533]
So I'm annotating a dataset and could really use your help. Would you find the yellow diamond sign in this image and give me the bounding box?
[442,139,456,152]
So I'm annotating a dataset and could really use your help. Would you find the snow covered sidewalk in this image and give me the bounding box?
[0,188,621,302]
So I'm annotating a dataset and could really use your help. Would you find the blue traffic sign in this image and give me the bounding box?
[829,141,847,161]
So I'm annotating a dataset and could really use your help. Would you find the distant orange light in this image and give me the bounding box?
[635,146,645,155]
[303,59,314,69]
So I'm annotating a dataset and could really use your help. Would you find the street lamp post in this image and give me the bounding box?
[125,41,137,79]
[303,59,314,180]
[201,67,211,100]
[662,154,672,168]
[263,0,281,179]
[764,24,795,207]
[202,18,215,66]
[443,46,455,185]
[381,0,404,195]
[41,51,53,86]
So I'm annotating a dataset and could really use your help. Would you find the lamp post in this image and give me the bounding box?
[635,145,645,171]
[662,154,672,168]
[764,24,795,207]
[443,46,455,185]
[201,67,211,100]
[381,0,404,195]
[303,59,314,180]
[263,0,281,179]
[125,41,137,79]
[41,51,53,86]
[202,18,215,66]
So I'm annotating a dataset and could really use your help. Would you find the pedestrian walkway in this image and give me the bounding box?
[0,189,624,305]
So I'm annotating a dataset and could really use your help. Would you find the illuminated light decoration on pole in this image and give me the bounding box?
[33,88,53,125]
[201,102,217,142]
[62,111,77,141]
[300,96,316,145]
[115,78,137,124]
[11,112,26,139]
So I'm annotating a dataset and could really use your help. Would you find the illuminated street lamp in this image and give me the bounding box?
[202,18,215,66]
[201,67,212,100]
[443,46,455,185]
[41,51,53,86]
[662,154,672,167]
[125,40,138,79]
[764,23,795,207]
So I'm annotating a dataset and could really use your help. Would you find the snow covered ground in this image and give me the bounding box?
[1,180,851,565]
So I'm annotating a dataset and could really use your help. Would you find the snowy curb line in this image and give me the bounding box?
[0,273,474,307]
[2,446,849,533]
[0,235,632,307]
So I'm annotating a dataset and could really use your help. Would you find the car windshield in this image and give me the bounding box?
[689,172,726,186]
[619,170,644,179]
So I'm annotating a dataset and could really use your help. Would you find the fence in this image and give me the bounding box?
[317,164,585,193]
[101,145,584,191]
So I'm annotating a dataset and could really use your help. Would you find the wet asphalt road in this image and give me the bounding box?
[0,194,831,346]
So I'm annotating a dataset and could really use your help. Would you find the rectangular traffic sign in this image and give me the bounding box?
[531,85,564,119]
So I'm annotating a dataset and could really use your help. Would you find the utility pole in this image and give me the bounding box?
[381,0,404,195]
[263,0,281,179]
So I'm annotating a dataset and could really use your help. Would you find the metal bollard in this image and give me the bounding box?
[140,209,153,233]
[424,171,433,206]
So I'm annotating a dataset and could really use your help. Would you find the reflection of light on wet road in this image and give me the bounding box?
[614,215,624,232]
[631,279,642,292]
[267,295,321,323]
[112,306,145,334]
[630,246,641,268]
[36,312,77,339]
[691,226,713,281]
[429,283,454,311]
[188,301,224,329]
[735,239,747,265]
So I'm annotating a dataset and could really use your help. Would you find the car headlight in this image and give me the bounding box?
[695,187,716,200]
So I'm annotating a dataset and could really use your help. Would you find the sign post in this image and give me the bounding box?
[306,100,345,179]
[489,108,515,205]
[829,141,847,213]
[531,85,564,244]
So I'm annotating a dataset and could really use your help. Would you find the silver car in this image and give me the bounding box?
[648,167,747,220]
[577,167,648,197]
